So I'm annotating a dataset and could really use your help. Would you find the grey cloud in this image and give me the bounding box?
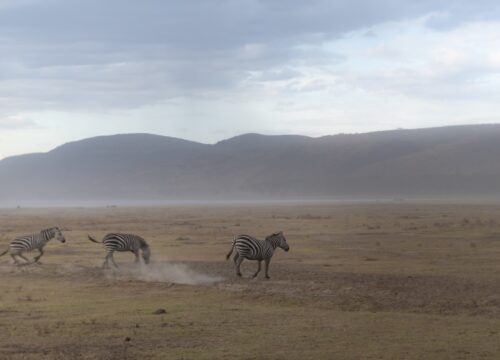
[0,0,499,114]
[0,0,437,46]
[0,1,462,64]
[2,1,497,56]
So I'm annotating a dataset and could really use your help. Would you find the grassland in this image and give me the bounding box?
[1,203,500,359]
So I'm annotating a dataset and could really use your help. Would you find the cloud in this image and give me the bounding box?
[1,0,498,117]
[337,20,500,102]
[0,115,40,129]
[1,0,500,160]
[425,2,500,30]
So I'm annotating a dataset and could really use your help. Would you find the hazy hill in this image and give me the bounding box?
[2,124,500,202]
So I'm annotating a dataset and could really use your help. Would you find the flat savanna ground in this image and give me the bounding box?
[2,203,500,359]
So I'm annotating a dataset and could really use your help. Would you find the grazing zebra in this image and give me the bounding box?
[0,227,66,265]
[88,233,151,268]
[226,231,289,279]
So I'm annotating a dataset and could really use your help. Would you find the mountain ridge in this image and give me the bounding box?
[2,124,500,201]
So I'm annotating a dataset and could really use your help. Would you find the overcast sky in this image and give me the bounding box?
[1,0,500,158]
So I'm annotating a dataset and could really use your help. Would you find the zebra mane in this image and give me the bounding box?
[41,227,57,236]
[266,232,282,240]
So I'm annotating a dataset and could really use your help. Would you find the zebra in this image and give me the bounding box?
[88,233,151,268]
[0,227,66,265]
[226,231,289,279]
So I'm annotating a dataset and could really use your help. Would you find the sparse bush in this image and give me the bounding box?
[296,213,323,220]
[176,236,191,241]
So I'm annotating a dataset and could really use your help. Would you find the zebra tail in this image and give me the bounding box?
[0,248,8,257]
[226,236,236,260]
[87,235,100,244]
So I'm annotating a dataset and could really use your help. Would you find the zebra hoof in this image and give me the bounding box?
[237,273,242,277]
[265,276,270,279]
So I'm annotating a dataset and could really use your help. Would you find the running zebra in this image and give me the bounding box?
[226,231,289,279]
[88,233,151,268]
[0,227,66,265]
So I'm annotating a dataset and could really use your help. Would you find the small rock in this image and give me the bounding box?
[153,308,167,315]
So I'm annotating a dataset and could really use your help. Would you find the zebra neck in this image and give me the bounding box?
[41,230,55,241]
[267,238,279,249]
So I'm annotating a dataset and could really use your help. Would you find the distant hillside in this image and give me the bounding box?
[2,124,500,202]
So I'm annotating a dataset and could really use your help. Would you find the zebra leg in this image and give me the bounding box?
[133,250,140,263]
[10,254,21,265]
[235,256,244,277]
[232,253,241,276]
[11,253,31,266]
[17,254,31,263]
[34,248,44,263]
[110,253,119,268]
[252,260,262,278]
[103,253,111,269]
[264,258,271,279]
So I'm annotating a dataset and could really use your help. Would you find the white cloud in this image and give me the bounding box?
[321,18,500,102]
[0,115,40,129]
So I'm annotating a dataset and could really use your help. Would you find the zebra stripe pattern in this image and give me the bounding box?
[226,231,289,279]
[0,227,66,265]
[88,233,151,268]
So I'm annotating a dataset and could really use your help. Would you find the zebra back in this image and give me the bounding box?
[101,233,151,264]
[234,234,274,260]
[10,227,59,252]
[103,233,149,252]
[233,232,289,260]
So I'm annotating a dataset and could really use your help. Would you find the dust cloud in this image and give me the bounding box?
[0,260,223,286]
[104,261,223,285]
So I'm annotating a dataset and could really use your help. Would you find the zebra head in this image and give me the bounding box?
[41,227,66,243]
[53,227,66,243]
[266,231,289,252]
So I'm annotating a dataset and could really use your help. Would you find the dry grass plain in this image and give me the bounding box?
[2,203,500,359]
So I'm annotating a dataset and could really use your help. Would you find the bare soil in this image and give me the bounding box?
[1,203,500,359]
